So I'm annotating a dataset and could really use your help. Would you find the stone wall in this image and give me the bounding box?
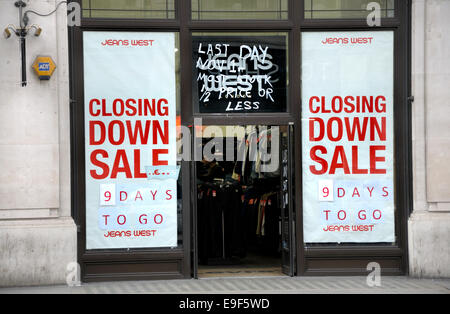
[409,0,450,278]
[1,0,449,285]
[0,0,76,287]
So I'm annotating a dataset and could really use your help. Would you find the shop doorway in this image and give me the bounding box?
[192,125,295,278]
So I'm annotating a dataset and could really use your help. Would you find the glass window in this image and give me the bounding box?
[304,0,395,19]
[192,0,288,20]
[192,32,289,114]
[82,0,175,19]
[83,31,182,249]
[301,31,396,245]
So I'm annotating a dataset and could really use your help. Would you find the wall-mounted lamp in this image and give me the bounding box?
[3,1,66,87]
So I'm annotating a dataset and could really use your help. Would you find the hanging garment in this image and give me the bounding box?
[264,193,281,255]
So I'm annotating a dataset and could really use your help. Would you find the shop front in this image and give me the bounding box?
[70,0,411,282]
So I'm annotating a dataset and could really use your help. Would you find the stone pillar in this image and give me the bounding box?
[409,0,450,278]
[0,0,76,287]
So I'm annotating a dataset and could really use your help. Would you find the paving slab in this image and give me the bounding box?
[1,276,449,294]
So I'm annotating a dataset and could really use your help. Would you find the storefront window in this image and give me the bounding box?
[192,0,288,20]
[83,31,181,250]
[71,1,410,280]
[301,31,396,245]
[192,32,289,114]
[82,0,175,19]
[304,0,395,19]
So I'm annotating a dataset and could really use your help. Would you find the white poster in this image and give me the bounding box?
[301,31,395,243]
[83,32,178,249]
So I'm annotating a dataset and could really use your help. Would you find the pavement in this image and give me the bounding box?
[1,276,450,294]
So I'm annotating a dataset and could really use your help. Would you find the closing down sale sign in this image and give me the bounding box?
[301,31,396,243]
[83,32,177,249]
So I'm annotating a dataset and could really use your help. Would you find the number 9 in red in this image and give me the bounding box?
[322,187,329,198]
[104,191,111,202]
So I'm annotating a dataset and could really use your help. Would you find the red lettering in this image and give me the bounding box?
[153,149,169,166]
[373,210,382,220]
[370,117,386,141]
[89,121,106,145]
[111,149,132,178]
[134,150,147,179]
[352,146,368,174]
[345,117,368,141]
[358,210,366,220]
[327,117,343,142]
[139,214,147,224]
[309,118,325,141]
[135,191,143,201]
[329,146,350,174]
[337,210,346,220]
[310,146,328,175]
[126,120,151,145]
[108,120,125,145]
[103,215,110,225]
[89,99,101,117]
[370,145,386,174]
[117,215,126,225]
[90,149,109,179]
[153,120,169,145]
[154,214,163,225]
[309,96,321,113]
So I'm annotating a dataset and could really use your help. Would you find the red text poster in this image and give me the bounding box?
[83,32,177,249]
[301,31,395,243]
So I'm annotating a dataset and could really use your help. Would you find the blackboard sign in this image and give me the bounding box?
[193,36,287,113]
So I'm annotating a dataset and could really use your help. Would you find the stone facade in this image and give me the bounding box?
[0,0,449,286]
[409,0,450,278]
[0,0,76,287]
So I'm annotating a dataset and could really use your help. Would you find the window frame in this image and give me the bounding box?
[69,0,411,281]
[303,0,396,20]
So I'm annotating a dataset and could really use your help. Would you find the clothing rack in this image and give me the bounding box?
[196,126,282,265]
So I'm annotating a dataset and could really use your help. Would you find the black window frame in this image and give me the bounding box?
[69,0,412,281]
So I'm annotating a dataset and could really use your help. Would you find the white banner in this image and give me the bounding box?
[83,32,177,249]
[301,31,395,243]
